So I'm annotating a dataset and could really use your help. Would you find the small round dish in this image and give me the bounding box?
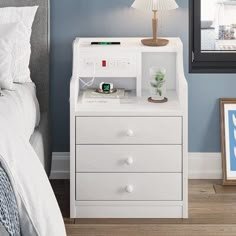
[95,89,117,94]
[148,97,168,103]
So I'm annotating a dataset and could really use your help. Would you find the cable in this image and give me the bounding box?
[79,61,96,88]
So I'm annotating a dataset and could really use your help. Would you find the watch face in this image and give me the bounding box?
[102,84,111,92]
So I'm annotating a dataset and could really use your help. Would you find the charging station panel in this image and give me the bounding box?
[78,52,139,78]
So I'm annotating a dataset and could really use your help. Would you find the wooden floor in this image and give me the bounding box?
[51,180,236,236]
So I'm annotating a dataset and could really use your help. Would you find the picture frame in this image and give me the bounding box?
[220,98,236,185]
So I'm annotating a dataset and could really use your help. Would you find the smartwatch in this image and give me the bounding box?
[99,82,114,93]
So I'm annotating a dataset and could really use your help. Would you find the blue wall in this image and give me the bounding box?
[51,0,236,153]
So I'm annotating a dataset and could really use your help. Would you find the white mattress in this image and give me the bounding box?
[0,83,40,140]
[30,113,51,175]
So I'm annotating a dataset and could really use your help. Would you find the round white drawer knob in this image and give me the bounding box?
[125,157,134,165]
[125,185,134,193]
[126,129,134,137]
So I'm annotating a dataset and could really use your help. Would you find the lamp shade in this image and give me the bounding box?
[131,0,179,11]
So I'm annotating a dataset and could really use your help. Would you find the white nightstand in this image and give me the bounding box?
[70,37,188,219]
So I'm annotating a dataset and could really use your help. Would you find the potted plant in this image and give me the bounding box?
[149,67,167,101]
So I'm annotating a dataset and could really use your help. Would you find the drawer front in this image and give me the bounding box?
[76,117,182,145]
[76,173,182,201]
[76,145,182,173]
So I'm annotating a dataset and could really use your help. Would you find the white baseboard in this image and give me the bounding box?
[50,152,222,180]
[188,153,222,179]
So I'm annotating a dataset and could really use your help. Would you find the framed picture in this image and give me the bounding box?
[220,99,236,185]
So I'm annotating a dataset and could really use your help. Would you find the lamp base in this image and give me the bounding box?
[141,38,169,47]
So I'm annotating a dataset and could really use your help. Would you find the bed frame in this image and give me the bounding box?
[0,0,51,175]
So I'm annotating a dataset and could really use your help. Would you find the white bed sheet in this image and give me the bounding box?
[0,83,40,140]
[0,118,66,236]
[0,83,66,235]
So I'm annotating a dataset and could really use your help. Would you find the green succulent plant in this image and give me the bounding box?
[150,71,165,96]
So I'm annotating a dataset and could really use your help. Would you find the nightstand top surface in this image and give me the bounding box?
[74,37,183,53]
[75,90,184,117]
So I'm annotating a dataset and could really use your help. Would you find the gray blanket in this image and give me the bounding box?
[0,222,10,236]
[0,165,20,236]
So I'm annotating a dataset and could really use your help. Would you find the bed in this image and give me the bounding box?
[0,0,51,175]
[0,1,66,235]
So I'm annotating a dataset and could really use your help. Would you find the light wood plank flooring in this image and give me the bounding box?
[51,180,236,236]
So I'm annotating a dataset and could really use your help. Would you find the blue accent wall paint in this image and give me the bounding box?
[51,0,236,152]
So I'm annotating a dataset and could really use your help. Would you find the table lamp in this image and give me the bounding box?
[131,0,179,46]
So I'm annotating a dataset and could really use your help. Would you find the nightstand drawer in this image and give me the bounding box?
[76,145,182,173]
[76,117,182,144]
[76,173,182,201]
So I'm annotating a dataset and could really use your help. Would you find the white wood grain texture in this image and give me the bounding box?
[76,145,182,173]
[75,91,184,117]
[71,38,188,219]
[175,39,188,218]
[74,204,183,218]
[70,74,78,218]
[76,117,182,145]
[77,37,183,53]
[76,173,182,201]
[70,38,81,218]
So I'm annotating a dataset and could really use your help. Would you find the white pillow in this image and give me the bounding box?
[0,6,38,83]
[0,23,19,90]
